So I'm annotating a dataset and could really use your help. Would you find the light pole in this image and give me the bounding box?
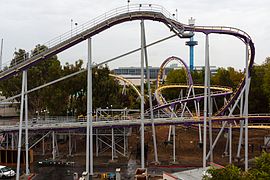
[110,105,113,119]
[36,110,39,121]
[127,0,130,12]
[71,19,73,37]
[66,109,69,121]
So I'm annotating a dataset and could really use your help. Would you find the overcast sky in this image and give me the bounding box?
[0,0,269,70]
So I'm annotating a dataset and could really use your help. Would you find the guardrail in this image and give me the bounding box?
[1,4,176,73]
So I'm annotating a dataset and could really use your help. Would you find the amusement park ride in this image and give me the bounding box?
[0,3,269,180]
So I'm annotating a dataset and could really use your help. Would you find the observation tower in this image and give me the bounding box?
[185,17,198,71]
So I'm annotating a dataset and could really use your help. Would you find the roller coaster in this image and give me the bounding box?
[0,3,269,179]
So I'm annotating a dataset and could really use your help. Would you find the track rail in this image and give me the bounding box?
[1,115,269,133]
[0,4,255,117]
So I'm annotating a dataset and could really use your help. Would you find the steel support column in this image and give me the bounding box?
[142,20,158,163]
[173,125,176,163]
[140,20,145,168]
[197,101,202,144]
[69,131,72,156]
[96,129,99,157]
[42,138,45,155]
[6,134,8,149]
[203,34,209,168]
[24,70,30,175]
[52,131,55,160]
[11,133,14,150]
[229,123,232,164]
[244,41,250,171]
[111,128,115,161]
[16,70,26,180]
[86,37,93,179]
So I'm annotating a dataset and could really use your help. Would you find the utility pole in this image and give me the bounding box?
[0,38,3,71]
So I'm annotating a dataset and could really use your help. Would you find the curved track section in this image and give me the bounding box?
[155,56,193,112]
[0,4,255,117]
[109,74,141,97]
[153,84,233,111]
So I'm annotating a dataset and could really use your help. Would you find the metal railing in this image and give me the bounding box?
[1,4,176,72]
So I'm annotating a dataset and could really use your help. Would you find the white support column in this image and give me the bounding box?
[6,134,8,149]
[124,128,126,156]
[69,131,72,156]
[11,133,14,150]
[203,34,209,168]
[24,70,30,175]
[52,131,55,160]
[197,101,202,144]
[16,70,26,180]
[229,123,232,164]
[206,35,213,163]
[173,125,176,163]
[237,95,244,159]
[55,133,59,157]
[42,138,45,155]
[244,41,250,171]
[140,20,145,169]
[74,136,77,153]
[86,37,93,179]
[224,130,229,156]
[167,125,172,142]
[96,129,99,157]
[208,98,213,162]
[142,19,158,163]
[111,128,115,161]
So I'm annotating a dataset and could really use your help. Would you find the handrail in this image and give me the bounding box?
[0,4,176,71]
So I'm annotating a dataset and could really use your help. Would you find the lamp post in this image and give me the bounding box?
[66,109,69,121]
[71,19,73,37]
[36,110,39,121]
[127,0,130,12]
[110,105,113,119]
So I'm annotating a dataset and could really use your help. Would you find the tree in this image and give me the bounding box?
[204,152,270,179]
[204,165,243,180]
[263,57,270,111]
[249,151,270,179]
[249,64,269,113]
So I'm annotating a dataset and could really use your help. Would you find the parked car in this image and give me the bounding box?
[0,165,15,178]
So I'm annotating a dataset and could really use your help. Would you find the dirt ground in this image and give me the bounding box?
[29,125,270,179]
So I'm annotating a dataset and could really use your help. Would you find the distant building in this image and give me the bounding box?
[113,66,173,80]
[113,65,217,85]
[113,66,174,85]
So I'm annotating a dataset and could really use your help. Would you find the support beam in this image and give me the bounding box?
[111,128,115,161]
[244,41,250,171]
[6,134,8,149]
[42,138,45,155]
[203,34,209,168]
[229,123,232,164]
[123,128,126,156]
[16,70,26,180]
[140,20,145,168]
[173,125,176,163]
[52,131,55,160]
[197,101,202,144]
[69,131,72,156]
[96,129,99,157]
[143,20,158,163]
[206,121,227,160]
[86,37,94,179]
[24,70,30,175]
[11,133,14,150]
